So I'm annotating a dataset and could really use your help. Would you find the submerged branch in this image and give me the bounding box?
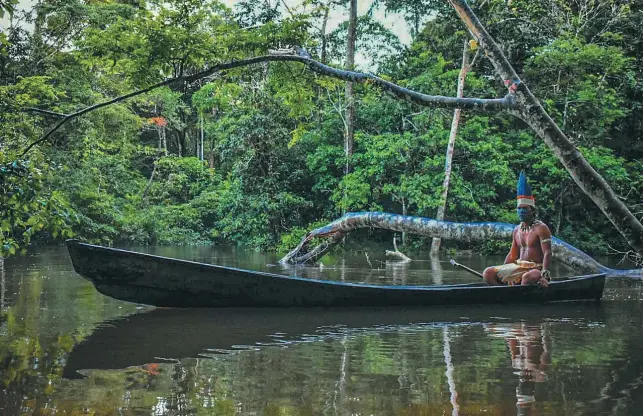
[386,237,411,262]
[279,212,642,279]
[280,230,345,265]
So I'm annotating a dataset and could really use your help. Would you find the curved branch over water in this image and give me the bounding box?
[20,53,511,156]
[279,212,642,279]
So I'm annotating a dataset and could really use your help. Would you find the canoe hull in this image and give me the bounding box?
[66,240,606,308]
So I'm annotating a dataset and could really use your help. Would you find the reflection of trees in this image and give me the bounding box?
[386,258,411,285]
[433,257,460,415]
[3,247,643,415]
[431,256,444,285]
[0,308,76,414]
[0,249,141,414]
[331,336,350,416]
[581,356,643,415]
[28,315,641,415]
[443,327,460,415]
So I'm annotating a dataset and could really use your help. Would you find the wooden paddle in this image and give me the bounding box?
[449,259,484,279]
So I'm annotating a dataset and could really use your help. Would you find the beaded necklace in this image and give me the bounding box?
[519,220,541,247]
[520,219,540,234]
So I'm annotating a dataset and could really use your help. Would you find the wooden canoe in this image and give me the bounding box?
[66,240,606,308]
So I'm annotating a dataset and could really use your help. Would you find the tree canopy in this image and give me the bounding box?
[1,0,642,261]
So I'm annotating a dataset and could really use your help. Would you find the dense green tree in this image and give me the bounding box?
[1,0,641,257]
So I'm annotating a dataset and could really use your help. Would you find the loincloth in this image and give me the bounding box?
[492,260,542,285]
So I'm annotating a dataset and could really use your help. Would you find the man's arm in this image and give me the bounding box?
[539,225,553,279]
[504,228,520,264]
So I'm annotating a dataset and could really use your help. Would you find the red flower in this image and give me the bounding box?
[149,117,168,127]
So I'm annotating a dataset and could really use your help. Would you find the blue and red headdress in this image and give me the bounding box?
[517,171,535,207]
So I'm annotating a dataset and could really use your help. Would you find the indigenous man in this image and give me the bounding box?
[483,171,552,287]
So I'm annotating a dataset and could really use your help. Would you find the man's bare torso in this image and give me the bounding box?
[514,221,548,263]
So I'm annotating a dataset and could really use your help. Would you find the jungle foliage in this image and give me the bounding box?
[1,0,642,257]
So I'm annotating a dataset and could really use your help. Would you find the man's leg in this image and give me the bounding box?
[483,267,503,285]
[521,269,542,285]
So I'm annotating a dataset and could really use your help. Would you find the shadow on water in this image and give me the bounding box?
[63,303,608,379]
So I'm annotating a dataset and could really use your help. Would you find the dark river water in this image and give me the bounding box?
[1,245,643,415]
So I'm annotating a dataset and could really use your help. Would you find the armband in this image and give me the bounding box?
[541,238,552,244]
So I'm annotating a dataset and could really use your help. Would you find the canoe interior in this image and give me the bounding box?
[66,240,606,308]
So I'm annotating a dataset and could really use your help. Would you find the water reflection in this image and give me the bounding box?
[431,255,445,285]
[442,326,460,416]
[60,304,621,415]
[1,246,643,415]
[386,257,411,285]
[433,258,460,415]
[486,323,551,415]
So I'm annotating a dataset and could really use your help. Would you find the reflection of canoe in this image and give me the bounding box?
[63,304,606,379]
[66,240,606,308]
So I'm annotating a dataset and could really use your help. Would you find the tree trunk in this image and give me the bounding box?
[343,0,357,209]
[175,131,182,157]
[448,0,643,254]
[141,160,158,202]
[401,197,407,245]
[431,38,471,256]
[320,2,330,64]
[279,212,642,278]
[1,256,5,312]
[30,1,46,75]
[185,130,190,157]
[162,127,168,156]
[200,116,204,161]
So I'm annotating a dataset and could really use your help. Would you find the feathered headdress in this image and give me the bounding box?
[517,171,535,207]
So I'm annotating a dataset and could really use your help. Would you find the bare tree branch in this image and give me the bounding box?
[19,52,513,157]
[20,76,179,156]
[386,236,412,261]
[25,107,68,118]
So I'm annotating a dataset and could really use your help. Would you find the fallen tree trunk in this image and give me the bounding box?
[279,212,642,279]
